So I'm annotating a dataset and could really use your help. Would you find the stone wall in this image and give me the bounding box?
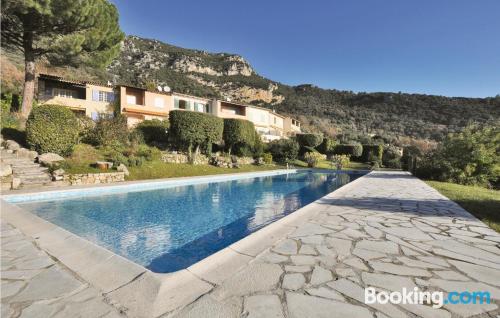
[161,152,209,165]
[63,172,125,185]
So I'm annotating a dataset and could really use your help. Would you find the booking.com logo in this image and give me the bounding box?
[365,287,491,308]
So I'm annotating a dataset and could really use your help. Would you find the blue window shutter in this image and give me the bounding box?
[174,98,179,109]
[108,92,115,102]
[92,90,99,101]
[91,112,99,121]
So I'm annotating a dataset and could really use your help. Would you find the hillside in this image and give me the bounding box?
[2,35,499,141]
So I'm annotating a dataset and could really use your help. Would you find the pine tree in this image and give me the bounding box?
[1,0,124,120]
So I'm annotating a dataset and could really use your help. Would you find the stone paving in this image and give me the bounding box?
[0,221,124,318]
[2,171,500,318]
[168,172,500,318]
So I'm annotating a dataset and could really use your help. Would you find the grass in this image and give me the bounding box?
[292,159,371,170]
[426,181,500,233]
[126,160,284,181]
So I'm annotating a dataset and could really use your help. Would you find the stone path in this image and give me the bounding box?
[2,171,500,317]
[0,220,124,318]
[168,171,500,318]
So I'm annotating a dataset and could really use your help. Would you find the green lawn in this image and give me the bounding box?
[126,160,284,181]
[426,181,500,233]
[292,159,371,170]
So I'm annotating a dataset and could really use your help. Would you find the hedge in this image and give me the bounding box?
[361,144,384,162]
[26,105,79,156]
[267,139,299,163]
[296,133,323,148]
[317,137,337,155]
[223,118,256,155]
[333,144,363,157]
[169,110,223,153]
[135,119,169,145]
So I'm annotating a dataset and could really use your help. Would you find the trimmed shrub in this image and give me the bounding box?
[262,153,273,164]
[135,119,169,145]
[26,104,78,156]
[317,137,337,155]
[361,144,383,163]
[267,139,299,163]
[333,144,363,158]
[304,152,324,167]
[169,110,223,154]
[296,133,323,148]
[382,145,402,168]
[252,130,264,157]
[90,114,129,147]
[223,118,256,155]
[330,154,350,170]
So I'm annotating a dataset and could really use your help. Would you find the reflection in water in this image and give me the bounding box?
[19,171,364,272]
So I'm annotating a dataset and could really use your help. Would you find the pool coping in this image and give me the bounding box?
[0,169,372,317]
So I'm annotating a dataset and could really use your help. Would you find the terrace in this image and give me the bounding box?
[1,171,499,317]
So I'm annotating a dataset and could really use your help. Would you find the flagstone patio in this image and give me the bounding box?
[1,171,500,317]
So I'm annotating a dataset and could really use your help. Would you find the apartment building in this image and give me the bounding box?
[37,74,115,119]
[37,74,301,140]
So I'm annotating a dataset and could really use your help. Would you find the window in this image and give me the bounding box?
[154,97,164,108]
[92,90,115,103]
[53,88,77,99]
[194,102,207,112]
[126,95,136,105]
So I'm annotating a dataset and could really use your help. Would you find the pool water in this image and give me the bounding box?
[17,171,363,273]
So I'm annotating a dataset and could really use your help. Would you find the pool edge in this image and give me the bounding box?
[0,170,372,317]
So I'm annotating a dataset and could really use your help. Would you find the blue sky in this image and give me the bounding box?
[113,0,499,98]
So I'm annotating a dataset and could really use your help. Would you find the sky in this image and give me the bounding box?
[112,0,500,98]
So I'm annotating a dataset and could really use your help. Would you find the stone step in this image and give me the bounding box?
[14,172,50,179]
[1,158,36,164]
[10,163,40,168]
[12,166,49,173]
[19,175,52,183]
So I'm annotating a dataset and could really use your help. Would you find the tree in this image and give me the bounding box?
[1,0,124,120]
[168,110,223,157]
[223,118,256,155]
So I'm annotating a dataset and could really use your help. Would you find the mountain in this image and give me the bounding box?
[3,35,499,141]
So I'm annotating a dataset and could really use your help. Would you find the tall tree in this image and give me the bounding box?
[1,0,124,119]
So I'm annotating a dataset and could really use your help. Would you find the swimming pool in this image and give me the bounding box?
[11,170,364,273]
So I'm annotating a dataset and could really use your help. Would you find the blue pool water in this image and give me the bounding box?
[16,170,364,273]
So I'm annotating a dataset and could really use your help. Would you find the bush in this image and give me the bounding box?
[262,153,273,164]
[26,105,79,156]
[267,139,299,163]
[252,131,264,157]
[223,118,256,155]
[317,137,337,155]
[417,126,500,188]
[382,145,402,168]
[333,144,363,158]
[135,119,169,146]
[361,144,383,163]
[76,114,96,143]
[304,152,324,167]
[169,110,223,155]
[296,133,323,148]
[330,154,350,170]
[90,114,129,147]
